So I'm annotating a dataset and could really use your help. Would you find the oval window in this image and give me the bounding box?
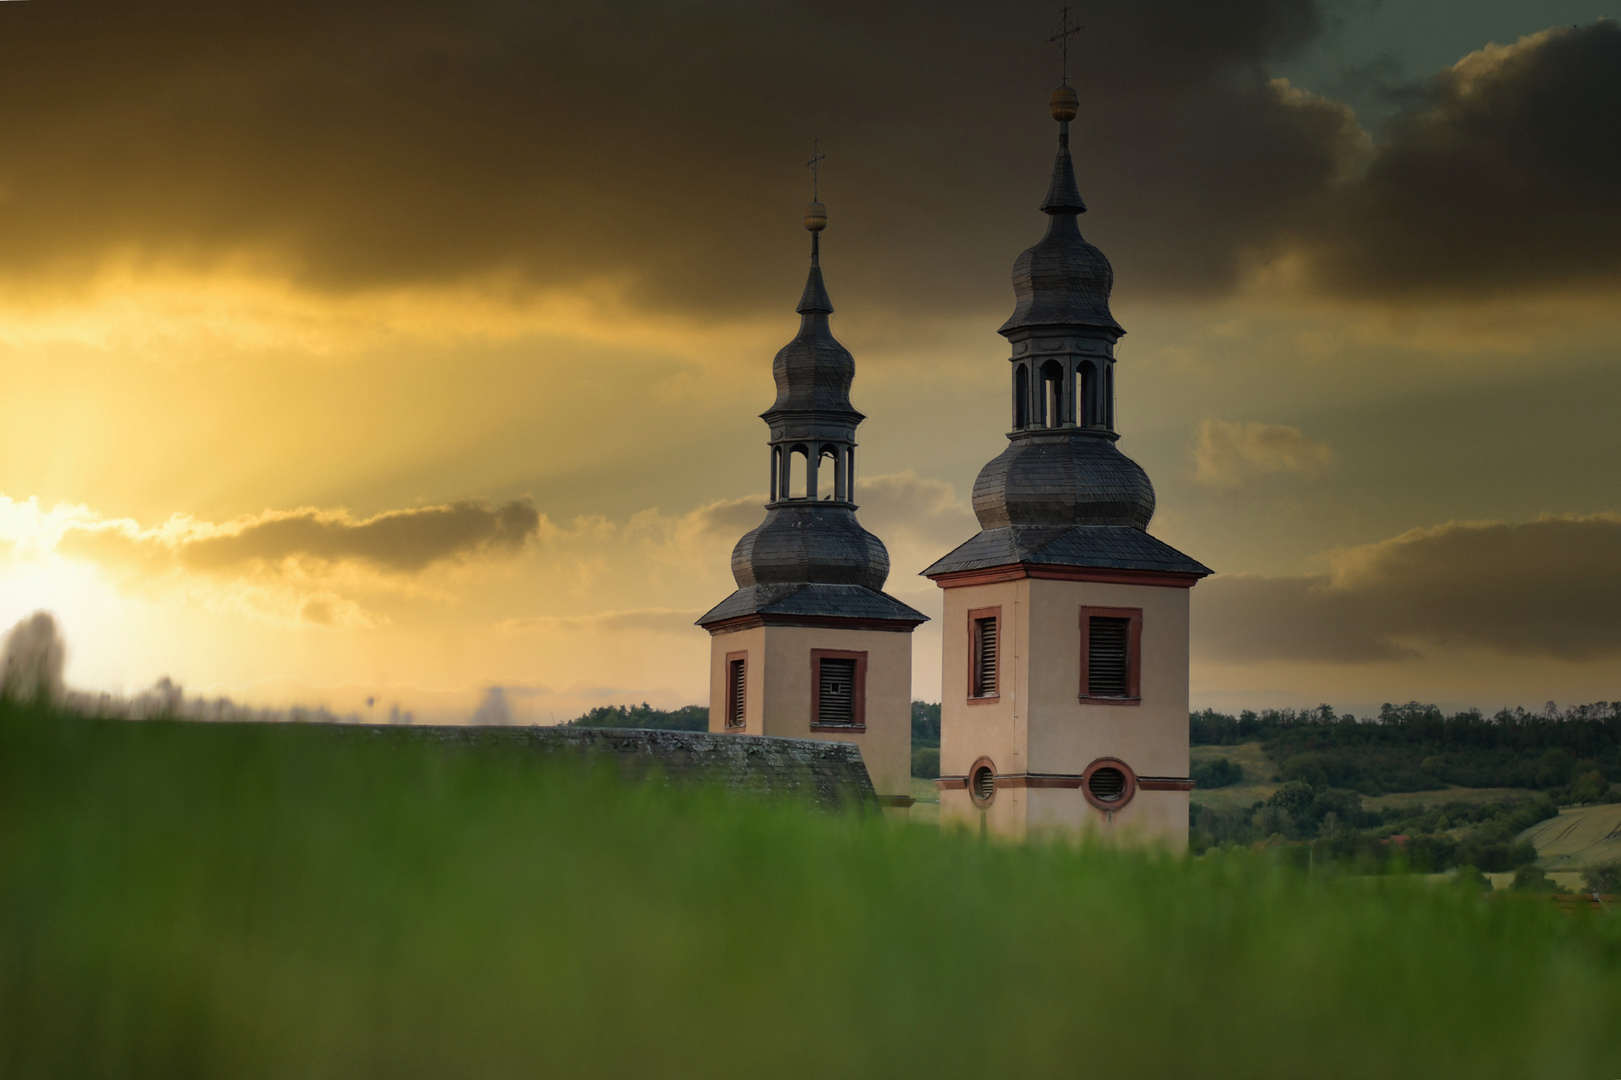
[971,765,996,806]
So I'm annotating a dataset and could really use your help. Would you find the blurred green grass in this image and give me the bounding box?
[3,700,1620,1079]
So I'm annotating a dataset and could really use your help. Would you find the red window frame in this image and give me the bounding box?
[724,650,748,728]
[810,649,867,732]
[967,606,1001,704]
[1079,606,1142,705]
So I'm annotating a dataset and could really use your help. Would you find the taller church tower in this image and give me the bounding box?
[699,190,927,814]
[923,78,1211,844]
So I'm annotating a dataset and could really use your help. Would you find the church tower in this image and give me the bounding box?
[923,75,1211,844]
[698,186,927,815]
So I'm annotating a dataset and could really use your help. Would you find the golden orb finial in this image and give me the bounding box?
[804,200,827,232]
[1050,84,1078,123]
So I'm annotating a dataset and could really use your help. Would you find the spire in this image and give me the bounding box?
[797,140,832,315]
[797,209,833,315]
[1043,8,1087,215]
[1041,84,1086,214]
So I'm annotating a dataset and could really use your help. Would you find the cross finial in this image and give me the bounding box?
[806,138,826,200]
[1049,6,1081,85]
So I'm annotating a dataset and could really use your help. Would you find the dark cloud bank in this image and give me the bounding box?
[60,499,541,575]
[0,2,1615,315]
[1194,516,1621,664]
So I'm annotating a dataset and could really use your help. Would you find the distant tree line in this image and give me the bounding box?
[1192,701,1621,800]
[565,703,709,731]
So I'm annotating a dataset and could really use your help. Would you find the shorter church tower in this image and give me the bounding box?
[698,191,927,814]
[923,78,1211,845]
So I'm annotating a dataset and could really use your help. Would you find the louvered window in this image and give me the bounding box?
[726,657,746,727]
[1087,617,1131,698]
[817,659,857,726]
[972,617,998,698]
[1088,766,1127,803]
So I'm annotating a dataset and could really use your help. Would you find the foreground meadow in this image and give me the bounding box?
[2,701,1619,1079]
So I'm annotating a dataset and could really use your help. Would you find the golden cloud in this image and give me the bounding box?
[1190,419,1334,487]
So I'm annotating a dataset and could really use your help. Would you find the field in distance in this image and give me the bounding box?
[1193,742,1547,813]
[1521,803,1621,872]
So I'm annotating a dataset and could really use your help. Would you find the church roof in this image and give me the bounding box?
[697,582,927,628]
[922,525,1211,579]
[354,724,880,813]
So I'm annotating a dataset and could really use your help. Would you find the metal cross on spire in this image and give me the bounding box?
[807,138,827,200]
[1049,5,1081,85]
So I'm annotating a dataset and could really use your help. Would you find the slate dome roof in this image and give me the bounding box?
[972,433,1154,531]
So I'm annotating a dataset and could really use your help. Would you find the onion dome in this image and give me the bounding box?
[999,87,1121,338]
[972,435,1154,530]
[730,503,890,591]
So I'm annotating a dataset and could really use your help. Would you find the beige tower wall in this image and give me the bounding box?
[1025,579,1190,780]
[938,578,1030,778]
[937,574,1193,848]
[708,623,914,808]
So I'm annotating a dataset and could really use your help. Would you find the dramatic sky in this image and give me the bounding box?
[2,0,1618,721]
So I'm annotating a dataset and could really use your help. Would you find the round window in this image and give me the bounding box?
[970,764,996,806]
[1088,766,1127,802]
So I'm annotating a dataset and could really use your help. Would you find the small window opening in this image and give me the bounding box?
[971,765,996,805]
[972,616,998,698]
[1087,617,1131,698]
[817,658,857,725]
[1088,766,1127,803]
[726,657,746,728]
[1013,365,1029,429]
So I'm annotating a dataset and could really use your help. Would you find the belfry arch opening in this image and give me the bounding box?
[1013,364,1029,429]
[1078,360,1097,426]
[1039,360,1065,428]
[786,445,810,499]
[819,446,843,501]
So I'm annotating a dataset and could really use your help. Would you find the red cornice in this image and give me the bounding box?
[929,564,1204,589]
[703,614,923,635]
[1137,777,1197,791]
[936,773,1195,791]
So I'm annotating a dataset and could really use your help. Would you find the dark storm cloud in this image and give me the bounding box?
[0,0,1334,313]
[1302,21,1621,298]
[1193,515,1621,664]
[0,2,1612,312]
[59,499,542,574]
